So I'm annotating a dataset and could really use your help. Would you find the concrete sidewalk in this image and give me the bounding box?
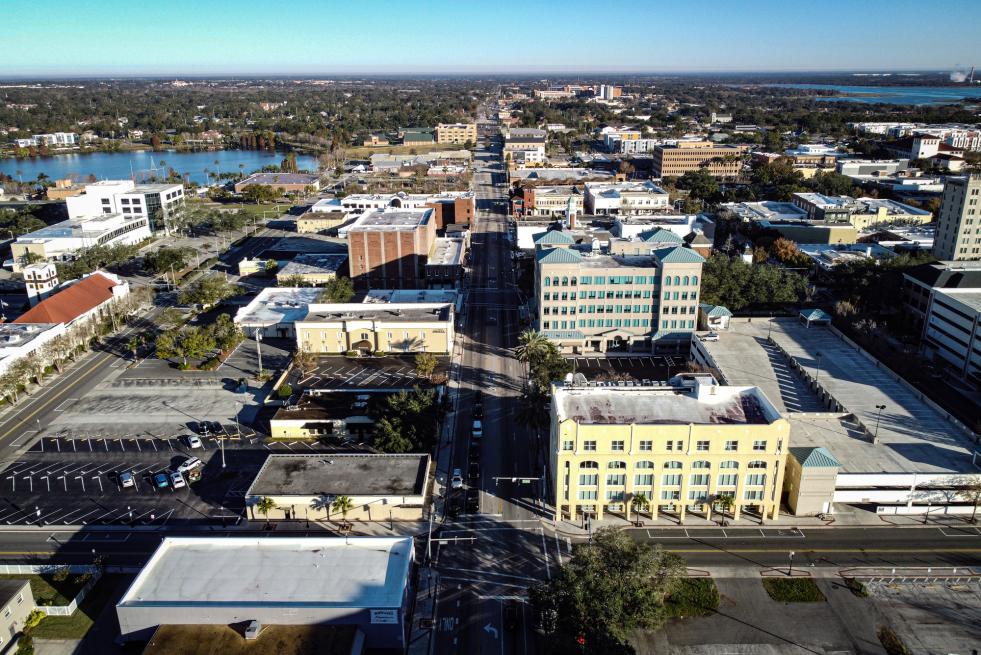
[407,567,439,655]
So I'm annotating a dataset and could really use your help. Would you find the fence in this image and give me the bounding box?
[0,564,100,617]
[40,573,99,617]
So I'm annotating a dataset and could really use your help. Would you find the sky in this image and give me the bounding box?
[5,0,981,77]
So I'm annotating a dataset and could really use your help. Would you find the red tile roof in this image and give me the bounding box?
[14,272,119,325]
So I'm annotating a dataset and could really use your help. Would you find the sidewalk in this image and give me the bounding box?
[407,567,438,655]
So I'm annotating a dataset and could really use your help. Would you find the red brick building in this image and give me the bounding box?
[347,208,436,289]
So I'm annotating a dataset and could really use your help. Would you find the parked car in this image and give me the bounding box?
[474,390,483,406]
[153,472,170,489]
[468,462,480,480]
[451,469,464,489]
[185,435,203,449]
[473,403,483,419]
[119,471,135,489]
[700,332,720,342]
[177,457,203,474]
[170,471,186,489]
[472,420,483,439]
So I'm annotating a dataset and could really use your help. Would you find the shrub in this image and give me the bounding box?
[877,626,910,655]
[199,357,220,371]
[277,384,293,399]
[51,567,69,583]
[665,578,720,617]
[761,578,826,603]
[843,577,869,598]
[344,350,358,357]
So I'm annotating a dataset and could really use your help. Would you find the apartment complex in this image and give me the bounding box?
[791,193,932,230]
[651,141,748,178]
[10,213,152,272]
[549,377,789,523]
[295,302,454,354]
[435,122,477,145]
[934,173,981,261]
[534,243,704,354]
[584,181,671,215]
[66,180,185,234]
[347,208,437,290]
[920,288,981,382]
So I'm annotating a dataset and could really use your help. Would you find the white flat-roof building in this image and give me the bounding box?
[610,214,700,240]
[585,181,670,216]
[117,536,414,651]
[66,180,185,234]
[233,287,322,339]
[9,213,152,272]
[0,323,65,375]
[921,288,981,384]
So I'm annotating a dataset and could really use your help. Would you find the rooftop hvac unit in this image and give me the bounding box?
[245,620,262,640]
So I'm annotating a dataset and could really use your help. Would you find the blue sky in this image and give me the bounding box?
[6,0,981,76]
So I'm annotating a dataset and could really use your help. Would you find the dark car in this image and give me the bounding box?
[466,490,480,513]
[474,390,483,406]
[472,404,483,419]
[504,602,519,631]
[468,447,480,464]
[468,462,479,480]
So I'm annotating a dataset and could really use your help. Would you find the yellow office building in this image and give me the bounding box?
[550,376,789,523]
[295,302,454,355]
[435,123,477,145]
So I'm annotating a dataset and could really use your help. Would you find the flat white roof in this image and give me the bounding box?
[234,287,322,327]
[119,537,412,609]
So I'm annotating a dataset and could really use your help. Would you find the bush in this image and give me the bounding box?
[761,578,826,603]
[16,633,33,655]
[198,357,220,371]
[277,384,293,399]
[665,578,720,617]
[877,626,910,655]
[843,577,869,598]
[344,350,358,357]
[51,567,69,583]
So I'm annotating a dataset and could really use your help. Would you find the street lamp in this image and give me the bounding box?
[873,404,886,441]
[254,328,263,376]
[788,550,795,576]
[814,352,822,385]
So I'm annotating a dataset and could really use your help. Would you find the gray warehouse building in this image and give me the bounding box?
[117,536,413,651]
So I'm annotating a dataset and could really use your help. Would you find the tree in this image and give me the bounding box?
[713,493,735,521]
[515,329,550,364]
[959,477,981,524]
[317,276,355,303]
[210,313,243,352]
[630,493,650,521]
[181,326,217,363]
[516,387,550,433]
[331,495,354,523]
[255,497,276,526]
[372,417,415,453]
[179,274,241,309]
[294,349,317,375]
[278,274,306,287]
[770,238,812,268]
[530,527,686,650]
[143,246,195,275]
[370,388,438,452]
[126,334,144,361]
[241,184,278,204]
[414,352,438,380]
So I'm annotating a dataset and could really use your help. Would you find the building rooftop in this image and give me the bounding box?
[233,287,322,328]
[0,323,60,355]
[16,213,147,242]
[904,261,981,289]
[360,289,459,305]
[698,318,979,475]
[934,288,981,314]
[553,378,782,425]
[428,237,465,267]
[129,183,183,194]
[349,208,432,230]
[794,193,931,218]
[0,580,28,606]
[14,272,122,325]
[723,201,811,223]
[299,302,452,323]
[586,181,668,198]
[118,536,412,609]
[277,254,348,277]
[240,173,319,186]
[247,453,428,497]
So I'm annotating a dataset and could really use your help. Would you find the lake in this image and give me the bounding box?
[770,84,981,105]
[0,149,320,186]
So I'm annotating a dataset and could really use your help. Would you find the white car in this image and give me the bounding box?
[169,471,186,489]
[701,332,720,342]
[177,457,203,474]
[451,468,464,489]
[185,435,203,449]
[472,420,483,439]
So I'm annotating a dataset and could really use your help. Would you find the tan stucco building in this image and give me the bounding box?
[652,141,748,178]
[435,123,477,145]
[550,377,789,524]
[295,302,454,354]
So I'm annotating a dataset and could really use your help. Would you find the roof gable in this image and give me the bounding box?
[536,247,583,264]
[790,446,841,469]
[14,272,118,325]
[639,228,683,244]
[653,246,705,264]
[534,230,575,245]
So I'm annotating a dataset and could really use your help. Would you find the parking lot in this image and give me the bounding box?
[0,435,343,527]
[291,355,447,391]
[566,355,681,382]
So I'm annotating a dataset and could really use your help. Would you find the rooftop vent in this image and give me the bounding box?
[245,620,262,640]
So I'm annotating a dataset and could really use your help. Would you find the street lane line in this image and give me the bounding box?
[540,528,551,580]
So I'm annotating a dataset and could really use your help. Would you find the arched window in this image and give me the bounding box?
[543,277,550,286]
[748,461,767,469]
[664,276,671,286]
[683,276,690,286]
[674,276,681,285]
[561,277,568,286]
[663,461,682,469]
[608,461,626,470]
[692,275,698,285]
[571,277,577,286]
[692,460,710,469]
[635,461,655,469]
[580,460,599,469]
[719,460,739,469]
[552,277,560,286]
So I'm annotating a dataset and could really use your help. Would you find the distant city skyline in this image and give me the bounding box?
[5,0,981,77]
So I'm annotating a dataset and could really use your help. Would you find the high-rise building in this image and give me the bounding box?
[934,174,981,261]
[651,141,748,178]
[347,208,436,290]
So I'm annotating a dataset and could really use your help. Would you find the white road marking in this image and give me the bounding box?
[540,528,551,580]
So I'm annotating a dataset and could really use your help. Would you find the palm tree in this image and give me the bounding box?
[515,329,549,364]
[214,159,221,178]
[630,493,650,522]
[516,388,550,433]
[126,335,144,361]
[255,497,276,526]
[238,163,245,180]
[331,495,354,525]
[714,494,735,523]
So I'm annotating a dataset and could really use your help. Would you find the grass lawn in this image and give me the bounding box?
[345,142,455,158]
[665,578,721,617]
[761,577,826,603]
[32,574,123,640]
[0,572,91,607]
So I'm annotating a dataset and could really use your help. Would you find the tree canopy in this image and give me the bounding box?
[700,253,809,311]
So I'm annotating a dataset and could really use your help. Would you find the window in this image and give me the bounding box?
[583,441,597,452]
[3,608,8,618]
[579,460,598,469]
[607,474,626,486]
[688,490,708,502]
[579,474,598,486]
[663,461,682,469]
[666,440,682,451]
[717,474,738,486]
[661,490,680,501]
[639,440,653,451]
[748,461,767,469]
[696,440,709,451]
[608,461,626,469]
[724,440,738,451]
[746,474,766,486]
[606,490,625,501]
[692,460,710,469]
[578,490,598,500]
[662,474,682,486]
[562,440,574,451]
[720,460,739,469]
[752,440,767,451]
[635,474,654,486]
[611,440,625,452]
[635,460,655,469]
[16,594,22,604]
[690,474,710,486]
[744,490,764,501]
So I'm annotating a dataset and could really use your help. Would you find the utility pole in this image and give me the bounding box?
[873,404,886,441]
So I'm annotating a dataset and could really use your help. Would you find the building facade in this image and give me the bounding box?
[435,123,477,144]
[10,213,152,272]
[651,141,747,178]
[0,579,35,651]
[295,302,454,354]
[584,181,670,215]
[534,244,704,353]
[921,288,981,383]
[511,186,583,219]
[550,377,789,523]
[347,208,437,290]
[934,174,981,261]
[65,180,184,235]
